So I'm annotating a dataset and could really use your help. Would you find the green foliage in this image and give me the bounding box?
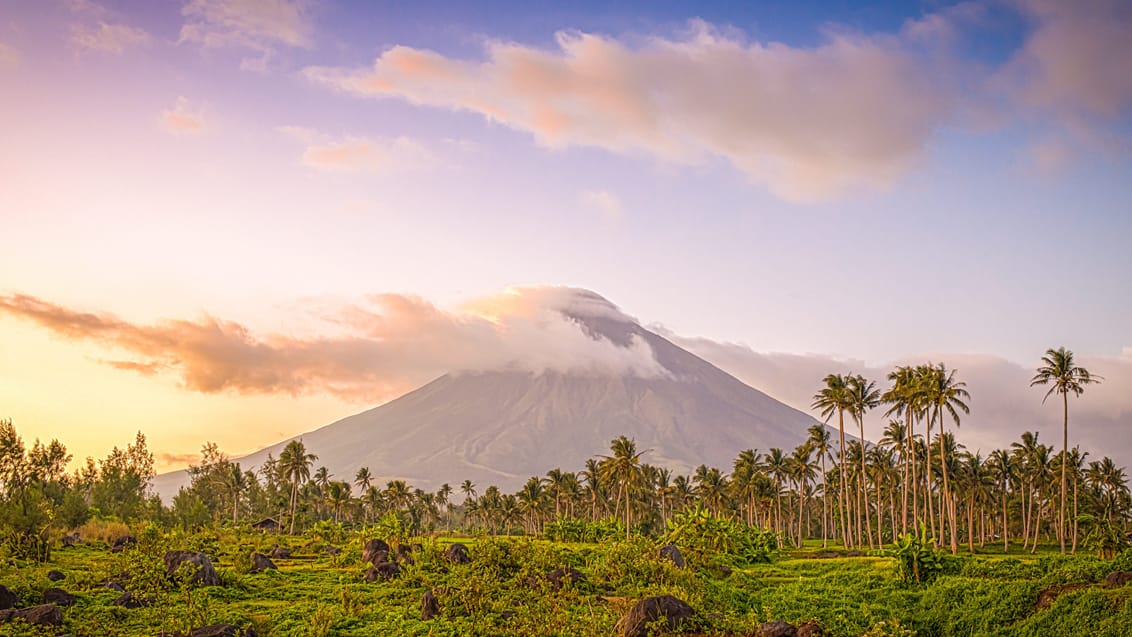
[544,515,624,543]
[891,523,947,584]
[370,511,413,546]
[1079,513,1131,559]
[662,505,778,564]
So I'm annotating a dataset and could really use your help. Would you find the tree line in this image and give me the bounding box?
[1,346,1125,560]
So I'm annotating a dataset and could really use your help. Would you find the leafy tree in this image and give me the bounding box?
[279,439,317,534]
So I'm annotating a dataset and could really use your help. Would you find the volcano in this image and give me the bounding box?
[151,291,826,499]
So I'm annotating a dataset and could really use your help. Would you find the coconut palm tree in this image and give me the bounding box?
[599,436,648,539]
[278,440,317,535]
[883,366,920,533]
[806,426,832,546]
[988,448,1013,552]
[922,363,969,553]
[812,374,853,548]
[846,374,880,549]
[1031,347,1103,553]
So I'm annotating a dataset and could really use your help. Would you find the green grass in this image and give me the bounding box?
[3,530,1132,636]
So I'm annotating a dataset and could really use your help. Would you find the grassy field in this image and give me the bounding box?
[3,527,1132,637]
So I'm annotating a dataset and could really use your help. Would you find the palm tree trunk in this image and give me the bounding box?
[1060,391,1068,554]
[821,454,828,548]
[1002,479,1009,553]
[925,418,935,539]
[1071,476,1079,553]
[838,409,850,549]
[860,418,874,550]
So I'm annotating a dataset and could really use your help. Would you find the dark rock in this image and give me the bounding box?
[46,570,65,582]
[421,589,439,620]
[362,539,390,564]
[368,549,389,564]
[61,533,80,547]
[546,567,586,591]
[364,561,401,582]
[797,621,825,637]
[325,546,341,556]
[112,591,147,608]
[718,565,733,577]
[1105,571,1132,587]
[500,610,516,620]
[845,550,864,557]
[268,545,291,559]
[110,535,136,553]
[0,604,64,626]
[103,580,126,592]
[42,588,76,606]
[0,585,17,610]
[250,553,277,574]
[444,543,471,564]
[187,624,259,637]
[616,595,695,637]
[658,544,685,568]
[756,620,797,637]
[164,551,221,586]
[818,552,840,559]
[394,544,414,564]
[1036,584,1086,610]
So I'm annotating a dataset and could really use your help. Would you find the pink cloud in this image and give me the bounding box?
[71,21,150,54]
[304,21,956,202]
[160,97,206,135]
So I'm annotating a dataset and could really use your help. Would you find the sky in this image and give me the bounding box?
[0,0,1129,475]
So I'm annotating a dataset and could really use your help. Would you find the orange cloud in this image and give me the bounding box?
[160,97,206,135]
[304,21,956,201]
[0,287,666,404]
[71,21,150,54]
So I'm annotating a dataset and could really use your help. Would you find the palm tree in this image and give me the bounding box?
[807,426,832,546]
[326,481,350,522]
[354,467,373,495]
[278,440,317,535]
[883,365,920,533]
[1031,347,1103,554]
[846,374,880,549]
[923,363,969,553]
[211,462,247,525]
[812,374,852,548]
[599,436,648,539]
[460,479,477,502]
[693,464,728,515]
[765,448,788,536]
[988,448,1013,552]
[385,480,412,511]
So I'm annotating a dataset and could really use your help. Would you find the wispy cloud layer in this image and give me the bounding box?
[0,42,18,69]
[279,127,436,173]
[160,97,207,135]
[304,21,953,201]
[71,21,150,54]
[0,287,666,404]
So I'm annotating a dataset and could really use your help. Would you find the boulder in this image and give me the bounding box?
[164,551,221,586]
[0,585,17,610]
[364,561,401,582]
[658,544,685,568]
[797,621,825,637]
[444,543,471,564]
[46,570,65,582]
[1105,571,1132,588]
[718,565,733,577]
[112,591,148,608]
[42,588,76,606]
[268,546,291,559]
[421,589,439,620]
[0,604,64,626]
[250,553,277,573]
[616,595,694,637]
[546,567,586,591]
[757,620,798,637]
[362,539,391,564]
[110,535,136,553]
[187,624,259,637]
[61,533,80,547]
[325,546,342,556]
[103,579,126,592]
[394,544,414,564]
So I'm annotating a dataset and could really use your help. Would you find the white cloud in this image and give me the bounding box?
[580,190,623,220]
[160,97,207,135]
[180,0,313,64]
[71,21,151,54]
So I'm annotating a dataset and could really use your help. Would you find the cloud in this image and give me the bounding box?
[160,97,207,135]
[157,451,201,467]
[1006,0,1132,122]
[303,20,956,202]
[663,331,1132,469]
[0,287,666,404]
[71,21,150,54]
[278,126,437,173]
[580,190,623,220]
[0,42,17,70]
[180,0,313,65]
